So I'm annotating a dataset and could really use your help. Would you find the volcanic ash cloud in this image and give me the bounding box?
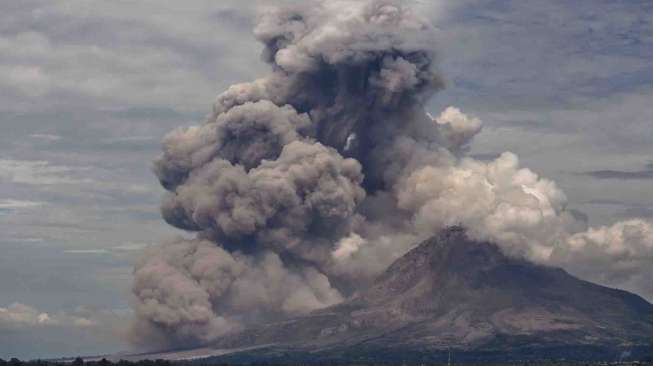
[132,0,653,348]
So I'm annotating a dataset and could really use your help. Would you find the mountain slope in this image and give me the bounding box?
[208,227,653,361]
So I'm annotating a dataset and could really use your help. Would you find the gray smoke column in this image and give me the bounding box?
[133,0,445,347]
[132,0,653,348]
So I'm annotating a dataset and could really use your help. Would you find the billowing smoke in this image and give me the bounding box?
[131,239,342,346]
[132,0,653,348]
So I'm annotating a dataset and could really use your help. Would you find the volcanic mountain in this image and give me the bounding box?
[197,227,653,362]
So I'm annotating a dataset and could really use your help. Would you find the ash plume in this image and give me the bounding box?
[132,0,653,348]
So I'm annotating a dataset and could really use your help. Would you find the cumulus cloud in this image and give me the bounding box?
[0,303,54,328]
[431,106,483,152]
[551,219,653,295]
[396,152,583,260]
[133,0,653,349]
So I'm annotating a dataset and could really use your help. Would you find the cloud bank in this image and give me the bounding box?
[131,0,653,348]
[0,302,130,359]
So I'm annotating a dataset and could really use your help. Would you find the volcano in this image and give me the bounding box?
[195,227,653,363]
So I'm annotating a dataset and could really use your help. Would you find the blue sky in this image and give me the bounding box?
[1,0,652,359]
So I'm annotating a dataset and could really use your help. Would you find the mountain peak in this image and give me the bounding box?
[369,226,509,299]
[209,229,653,361]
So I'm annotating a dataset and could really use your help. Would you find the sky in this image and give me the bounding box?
[1,0,652,360]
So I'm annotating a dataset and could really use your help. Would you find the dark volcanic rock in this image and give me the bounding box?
[210,226,653,360]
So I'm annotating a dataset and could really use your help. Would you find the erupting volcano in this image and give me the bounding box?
[129,0,653,361]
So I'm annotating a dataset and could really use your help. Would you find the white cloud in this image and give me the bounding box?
[431,106,483,151]
[0,302,132,359]
[0,303,112,331]
[551,219,653,297]
[0,303,54,327]
[0,159,91,185]
[29,133,62,141]
[332,233,366,260]
[63,249,109,255]
[0,199,44,209]
[0,301,133,360]
[0,302,128,330]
